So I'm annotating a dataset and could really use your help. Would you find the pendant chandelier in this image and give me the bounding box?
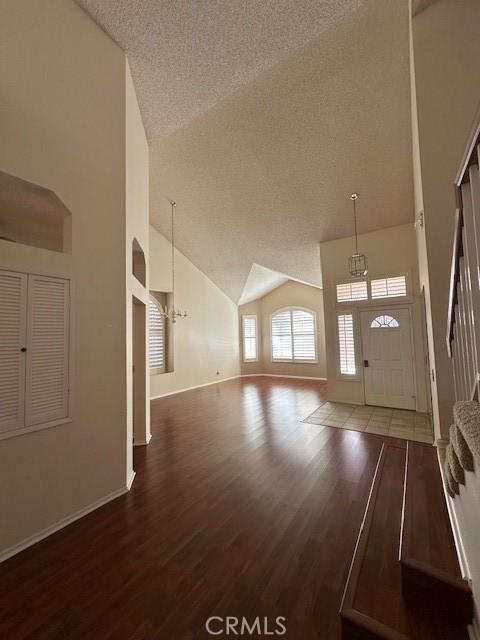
[160,201,188,323]
[348,193,368,277]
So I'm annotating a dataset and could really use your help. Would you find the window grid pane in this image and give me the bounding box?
[271,309,316,362]
[242,315,257,361]
[336,281,368,303]
[149,298,165,371]
[338,314,356,375]
[370,276,407,299]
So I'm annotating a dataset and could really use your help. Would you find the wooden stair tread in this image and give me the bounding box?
[400,441,472,624]
[340,442,469,640]
[401,441,462,578]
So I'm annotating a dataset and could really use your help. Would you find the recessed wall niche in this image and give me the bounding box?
[149,291,174,374]
[132,238,146,286]
[0,171,72,253]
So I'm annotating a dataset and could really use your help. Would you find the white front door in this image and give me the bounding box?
[360,308,415,410]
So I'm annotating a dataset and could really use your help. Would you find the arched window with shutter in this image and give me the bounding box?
[149,296,166,373]
[271,307,317,362]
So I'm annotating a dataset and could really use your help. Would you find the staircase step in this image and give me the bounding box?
[400,442,472,623]
[340,441,469,640]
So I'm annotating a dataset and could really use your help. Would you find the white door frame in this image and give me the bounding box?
[359,305,417,409]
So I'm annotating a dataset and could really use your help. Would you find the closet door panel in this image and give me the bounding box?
[0,270,27,433]
[25,275,70,426]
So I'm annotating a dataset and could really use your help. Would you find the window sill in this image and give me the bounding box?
[271,359,318,365]
[0,417,73,441]
[243,359,259,363]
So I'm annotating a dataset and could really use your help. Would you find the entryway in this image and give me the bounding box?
[302,401,432,443]
[360,308,415,410]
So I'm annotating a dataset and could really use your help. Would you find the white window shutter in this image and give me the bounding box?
[271,310,293,360]
[242,315,257,361]
[271,308,317,362]
[292,309,316,361]
[0,270,28,433]
[336,281,368,302]
[338,314,356,375]
[149,297,165,372]
[370,276,407,299]
[25,275,70,426]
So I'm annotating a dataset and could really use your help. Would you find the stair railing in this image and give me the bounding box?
[447,107,480,402]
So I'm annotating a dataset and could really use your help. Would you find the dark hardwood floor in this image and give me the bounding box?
[1,377,401,639]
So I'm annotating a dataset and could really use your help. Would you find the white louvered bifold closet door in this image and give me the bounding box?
[25,275,70,426]
[0,270,27,433]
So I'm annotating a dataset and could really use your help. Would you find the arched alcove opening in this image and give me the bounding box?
[0,171,72,253]
[132,238,146,286]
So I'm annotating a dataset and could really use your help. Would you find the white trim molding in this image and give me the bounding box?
[150,375,242,400]
[0,477,135,564]
[468,614,480,640]
[127,470,136,491]
[133,433,152,447]
[243,374,326,381]
[435,447,471,582]
[150,373,327,400]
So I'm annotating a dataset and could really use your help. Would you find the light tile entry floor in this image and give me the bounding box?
[302,401,433,444]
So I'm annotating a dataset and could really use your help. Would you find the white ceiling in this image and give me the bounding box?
[76,0,364,138]
[238,264,290,306]
[77,0,415,303]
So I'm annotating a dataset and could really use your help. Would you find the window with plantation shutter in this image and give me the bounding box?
[338,314,356,375]
[336,281,368,303]
[242,315,258,361]
[0,269,70,438]
[149,297,166,372]
[271,308,316,362]
[370,276,407,299]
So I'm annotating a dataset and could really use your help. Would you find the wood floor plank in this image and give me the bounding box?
[1,377,393,639]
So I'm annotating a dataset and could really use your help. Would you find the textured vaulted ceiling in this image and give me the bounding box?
[77,0,414,303]
[76,0,364,138]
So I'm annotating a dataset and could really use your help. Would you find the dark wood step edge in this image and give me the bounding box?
[340,444,412,640]
[341,610,411,640]
[399,443,472,621]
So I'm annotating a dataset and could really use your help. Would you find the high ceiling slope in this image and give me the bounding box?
[149,0,414,301]
[77,0,414,303]
[76,0,364,138]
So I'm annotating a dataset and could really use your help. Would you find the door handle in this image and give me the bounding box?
[364,359,369,367]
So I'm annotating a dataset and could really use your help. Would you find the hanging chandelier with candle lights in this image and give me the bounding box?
[160,201,188,323]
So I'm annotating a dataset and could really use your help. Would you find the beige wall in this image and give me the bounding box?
[411,0,480,618]
[0,0,128,556]
[412,0,480,439]
[126,62,150,451]
[149,225,240,397]
[320,224,428,410]
[239,280,327,379]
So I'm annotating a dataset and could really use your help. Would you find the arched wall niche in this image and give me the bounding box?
[132,238,146,286]
[0,171,72,253]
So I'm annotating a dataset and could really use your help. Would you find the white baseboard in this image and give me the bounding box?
[127,470,136,490]
[150,373,326,400]
[251,374,327,381]
[150,375,242,399]
[0,477,135,564]
[133,433,152,447]
[469,616,480,640]
[436,448,471,582]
